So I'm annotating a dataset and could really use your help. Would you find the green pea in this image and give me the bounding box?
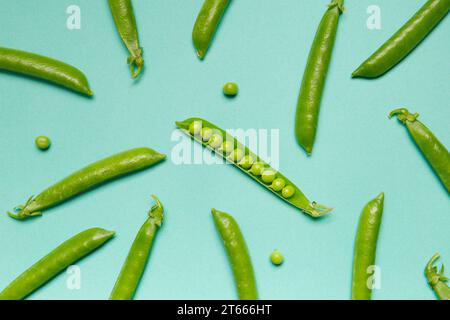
[201,127,213,142]
[250,163,265,176]
[261,169,277,184]
[208,133,223,149]
[220,141,234,155]
[271,178,286,192]
[35,136,51,150]
[229,148,244,163]
[223,82,238,96]
[270,250,284,266]
[281,185,295,198]
[189,120,202,135]
[239,155,254,170]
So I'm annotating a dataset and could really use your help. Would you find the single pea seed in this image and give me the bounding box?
[220,141,234,155]
[35,136,51,150]
[250,163,265,176]
[281,185,295,198]
[189,121,202,135]
[271,178,286,192]
[201,127,213,142]
[229,148,244,163]
[261,169,277,184]
[223,82,238,96]
[270,250,284,266]
[239,155,255,170]
[209,134,223,149]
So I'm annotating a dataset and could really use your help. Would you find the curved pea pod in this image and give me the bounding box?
[7,147,166,220]
[295,0,344,155]
[176,118,332,218]
[389,108,450,193]
[425,253,450,300]
[110,196,164,300]
[0,47,92,96]
[212,209,258,300]
[352,0,450,78]
[192,0,231,59]
[108,0,144,78]
[0,228,115,300]
[351,192,384,300]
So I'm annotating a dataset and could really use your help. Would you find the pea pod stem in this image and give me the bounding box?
[389,108,450,193]
[425,253,450,300]
[0,228,115,300]
[108,0,144,78]
[351,192,384,300]
[212,208,258,300]
[192,0,231,59]
[7,147,166,220]
[295,0,344,155]
[352,0,450,78]
[176,118,332,218]
[0,47,93,96]
[110,196,164,300]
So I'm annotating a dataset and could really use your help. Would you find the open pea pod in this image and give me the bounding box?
[176,118,332,218]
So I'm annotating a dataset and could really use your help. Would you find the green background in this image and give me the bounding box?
[0,0,448,300]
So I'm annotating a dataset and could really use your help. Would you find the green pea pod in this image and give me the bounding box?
[212,209,258,300]
[7,147,166,220]
[0,47,92,96]
[108,0,144,78]
[176,118,332,218]
[351,192,384,300]
[389,108,450,193]
[295,0,344,155]
[110,196,164,300]
[0,228,114,300]
[192,0,231,59]
[425,253,450,300]
[353,0,450,78]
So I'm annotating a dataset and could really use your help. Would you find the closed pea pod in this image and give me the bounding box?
[7,147,166,220]
[425,253,450,300]
[108,0,144,78]
[352,192,384,300]
[192,0,231,59]
[295,0,345,155]
[0,228,114,300]
[176,118,332,218]
[212,208,258,300]
[0,47,92,96]
[389,108,450,193]
[352,0,450,78]
[110,196,164,300]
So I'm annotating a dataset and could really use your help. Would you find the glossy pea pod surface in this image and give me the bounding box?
[176,118,332,218]
[212,209,258,300]
[108,0,144,78]
[425,253,450,300]
[110,196,164,300]
[389,108,450,193]
[295,0,344,155]
[8,147,166,220]
[352,0,450,78]
[0,47,92,96]
[0,228,115,300]
[192,0,231,59]
[351,192,384,300]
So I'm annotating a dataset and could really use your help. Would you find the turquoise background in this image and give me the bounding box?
[0,0,448,300]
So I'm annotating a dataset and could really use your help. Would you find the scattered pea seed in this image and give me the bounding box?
[270,250,284,266]
[229,148,245,163]
[35,136,51,150]
[261,169,277,184]
[189,121,202,135]
[209,134,223,149]
[239,155,255,170]
[281,185,295,198]
[271,178,286,192]
[220,140,234,155]
[201,127,213,142]
[250,163,265,176]
[223,82,238,96]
